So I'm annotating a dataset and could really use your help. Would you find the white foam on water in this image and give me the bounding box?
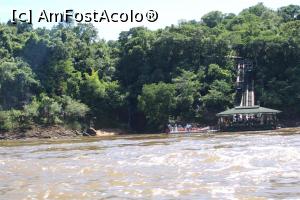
[210,186,236,198]
[43,189,50,199]
[151,188,180,197]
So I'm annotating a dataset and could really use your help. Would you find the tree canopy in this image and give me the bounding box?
[1,3,300,132]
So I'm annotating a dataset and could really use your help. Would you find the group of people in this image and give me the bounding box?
[167,123,193,133]
[221,114,277,128]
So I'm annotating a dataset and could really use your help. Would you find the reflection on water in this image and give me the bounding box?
[1,129,300,199]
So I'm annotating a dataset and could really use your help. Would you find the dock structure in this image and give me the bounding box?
[216,59,281,131]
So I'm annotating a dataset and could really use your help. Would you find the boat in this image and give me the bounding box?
[166,126,210,134]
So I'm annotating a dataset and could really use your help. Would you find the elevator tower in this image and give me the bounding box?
[236,59,254,107]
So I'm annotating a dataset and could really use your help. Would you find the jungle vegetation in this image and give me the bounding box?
[0,3,299,132]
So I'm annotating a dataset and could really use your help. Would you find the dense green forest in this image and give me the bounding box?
[0,3,300,132]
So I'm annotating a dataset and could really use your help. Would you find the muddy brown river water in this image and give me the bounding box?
[1,129,300,199]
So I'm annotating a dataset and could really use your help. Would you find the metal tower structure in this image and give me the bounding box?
[236,59,255,107]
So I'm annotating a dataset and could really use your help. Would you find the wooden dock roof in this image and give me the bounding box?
[216,106,281,116]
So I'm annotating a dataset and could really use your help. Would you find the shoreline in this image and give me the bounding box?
[0,126,127,140]
[1,125,300,141]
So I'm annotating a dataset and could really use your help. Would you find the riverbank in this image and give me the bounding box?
[0,126,126,140]
[1,125,300,140]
